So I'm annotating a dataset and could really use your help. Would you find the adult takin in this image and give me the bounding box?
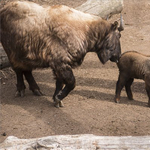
[115,51,150,107]
[0,1,123,107]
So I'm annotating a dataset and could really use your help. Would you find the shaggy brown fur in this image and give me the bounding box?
[115,51,150,107]
[0,1,122,107]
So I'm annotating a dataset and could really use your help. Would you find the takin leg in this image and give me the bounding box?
[53,68,75,108]
[53,80,64,107]
[23,70,43,96]
[115,73,129,103]
[145,85,150,107]
[14,69,26,97]
[145,74,150,107]
[125,78,134,100]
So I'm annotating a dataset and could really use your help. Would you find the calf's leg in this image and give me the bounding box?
[14,69,26,97]
[145,74,150,107]
[145,85,150,107]
[23,70,43,96]
[115,73,128,103]
[125,78,134,100]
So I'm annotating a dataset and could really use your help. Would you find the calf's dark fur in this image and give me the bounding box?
[115,51,150,107]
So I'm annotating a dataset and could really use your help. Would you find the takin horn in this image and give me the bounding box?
[118,13,124,32]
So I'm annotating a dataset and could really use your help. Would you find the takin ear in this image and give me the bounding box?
[111,21,118,31]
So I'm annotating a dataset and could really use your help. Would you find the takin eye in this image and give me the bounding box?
[106,42,114,50]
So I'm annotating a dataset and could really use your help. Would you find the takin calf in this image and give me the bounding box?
[0,1,123,107]
[115,51,150,107]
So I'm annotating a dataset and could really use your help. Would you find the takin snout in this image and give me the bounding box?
[115,51,150,107]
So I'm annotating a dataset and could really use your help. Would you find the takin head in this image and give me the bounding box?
[97,15,124,64]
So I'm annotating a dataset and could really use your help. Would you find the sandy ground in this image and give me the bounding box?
[0,0,150,143]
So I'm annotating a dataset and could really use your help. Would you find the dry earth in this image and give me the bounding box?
[0,0,150,143]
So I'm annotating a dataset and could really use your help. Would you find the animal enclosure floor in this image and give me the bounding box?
[0,0,150,143]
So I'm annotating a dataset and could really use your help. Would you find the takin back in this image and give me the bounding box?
[0,1,123,107]
[115,51,150,107]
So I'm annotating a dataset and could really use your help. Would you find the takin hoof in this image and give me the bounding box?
[32,89,44,96]
[15,90,25,97]
[128,97,134,101]
[59,101,64,107]
[54,96,64,108]
[114,98,120,103]
[54,101,64,108]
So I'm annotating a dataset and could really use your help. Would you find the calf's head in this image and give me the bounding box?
[97,17,124,64]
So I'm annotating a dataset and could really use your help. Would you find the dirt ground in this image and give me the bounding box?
[0,0,150,143]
